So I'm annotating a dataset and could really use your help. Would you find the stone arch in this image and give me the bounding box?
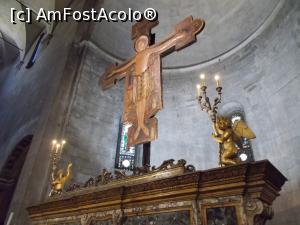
[219,101,245,119]
[219,101,255,162]
[0,135,33,225]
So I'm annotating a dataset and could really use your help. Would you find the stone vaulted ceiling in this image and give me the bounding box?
[91,0,282,69]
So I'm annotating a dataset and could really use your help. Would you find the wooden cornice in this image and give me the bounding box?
[27,160,287,220]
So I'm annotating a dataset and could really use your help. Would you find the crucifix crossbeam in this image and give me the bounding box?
[99,16,205,147]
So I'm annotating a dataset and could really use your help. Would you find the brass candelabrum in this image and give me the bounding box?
[196,74,223,166]
[196,74,222,123]
[49,139,67,196]
[50,139,66,177]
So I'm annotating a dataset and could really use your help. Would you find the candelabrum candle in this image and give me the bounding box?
[49,139,67,183]
[56,143,61,154]
[196,74,222,122]
[200,73,206,86]
[50,139,67,159]
[214,74,220,87]
[196,84,201,96]
[51,139,57,151]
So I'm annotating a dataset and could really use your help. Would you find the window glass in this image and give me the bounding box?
[115,123,136,170]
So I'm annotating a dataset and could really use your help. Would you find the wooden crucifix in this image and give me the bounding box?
[99,16,205,147]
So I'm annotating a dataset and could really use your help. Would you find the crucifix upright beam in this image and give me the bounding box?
[100,16,205,147]
[133,19,158,157]
[132,18,159,44]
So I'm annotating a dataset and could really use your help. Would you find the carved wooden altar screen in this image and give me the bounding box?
[28,160,286,225]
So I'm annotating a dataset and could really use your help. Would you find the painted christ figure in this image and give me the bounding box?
[100,16,205,147]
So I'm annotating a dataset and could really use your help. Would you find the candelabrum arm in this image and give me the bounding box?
[212,122,218,135]
[213,96,221,112]
[212,87,222,113]
[51,152,59,182]
[198,86,222,123]
[51,161,57,182]
[51,171,55,182]
[198,93,212,112]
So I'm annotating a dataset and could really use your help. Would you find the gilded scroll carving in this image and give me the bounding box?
[28,161,286,225]
[64,159,195,194]
[245,198,273,225]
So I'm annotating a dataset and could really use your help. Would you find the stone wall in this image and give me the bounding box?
[0,0,299,224]
[151,0,300,224]
[0,1,84,224]
[61,46,123,182]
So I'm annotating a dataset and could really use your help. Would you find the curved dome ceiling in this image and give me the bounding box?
[91,0,281,68]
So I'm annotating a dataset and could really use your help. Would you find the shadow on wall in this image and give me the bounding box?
[0,135,33,225]
[219,101,245,118]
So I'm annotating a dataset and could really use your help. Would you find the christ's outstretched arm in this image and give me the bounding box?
[150,17,205,55]
[100,58,135,89]
[151,32,186,55]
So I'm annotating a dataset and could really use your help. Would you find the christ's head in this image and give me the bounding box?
[134,35,149,52]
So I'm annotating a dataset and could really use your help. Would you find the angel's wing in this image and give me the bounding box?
[232,120,256,139]
[64,163,73,183]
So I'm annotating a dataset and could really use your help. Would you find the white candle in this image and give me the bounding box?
[200,73,206,86]
[196,84,201,96]
[214,74,220,87]
[61,140,66,153]
[51,139,57,151]
[56,143,61,154]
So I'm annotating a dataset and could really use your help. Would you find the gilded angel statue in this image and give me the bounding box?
[211,116,256,166]
[50,162,72,196]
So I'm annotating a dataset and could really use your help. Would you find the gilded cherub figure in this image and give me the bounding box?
[211,116,256,166]
[50,163,72,196]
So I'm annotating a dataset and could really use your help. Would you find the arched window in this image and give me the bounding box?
[230,112,254,162]
[25,33,45,69]
[220,102,254,163]
[115,120,136,170]
[0,135,33,224]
